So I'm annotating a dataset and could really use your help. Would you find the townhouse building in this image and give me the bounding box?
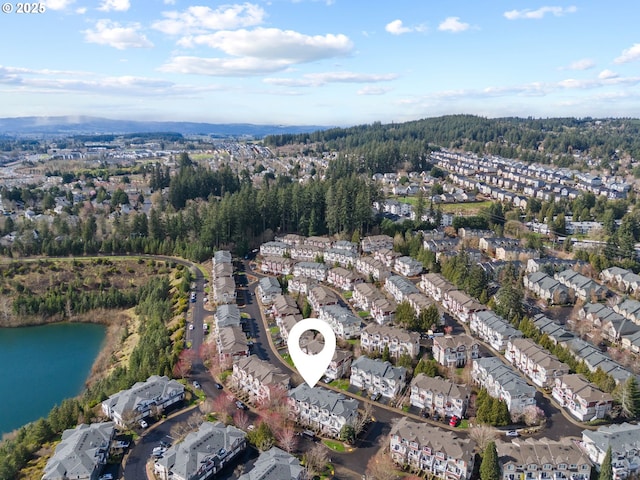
[289,244,325,262]
[272,294,301,322]
[479,237,521,255]
[581,423,640,480]
[259,240,289,257]
[287,275,318,295]
[472,357,537,413]
[355,256,391,281]
[496,437,592,480]
[352,282,382,312]
[552,374,613,421]
[278,233,306,246]
[102,375,185,427]
[256,276,281,305]
[407,292,435,317]
[42,422,115,480]
[155,422,247,480]
[390,417,475,480]
[495,247,540,262]
[292,261,329,282]
[308,285,340,312]
[300,336,353,381]
[305,235,333,250]
[505,337,570,388]
[333,240,358,253]
[601,267,640,296]
[420,273,456,302]
[524,271,571,304]
[555,269,608,302]
[443,290,487,324]
[350,356,407,399]
[385,274,420,304]
[394,256,424,277]
[326,266,365,291]
[361,234,394,253]
[370,296,397,325]
[360,323,421,359]
[238,447,305,480]
[213,276,236,305]
[260,256,295,276]
[216,326,250,365]
[231,355,290,405]
[409,374,470,418]
[470,310,523,353]
[277,314,303,342]
[214,304,242,328]
[375,248,403,268]
[317,304,362,339]
[287,384,358,438]
[613,298,640,325]
[213,250,232,266]
[432,334,479,368]
[323,247,358,268]
[578,303,640,343]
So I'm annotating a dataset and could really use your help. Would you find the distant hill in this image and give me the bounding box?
[0,116,331,138]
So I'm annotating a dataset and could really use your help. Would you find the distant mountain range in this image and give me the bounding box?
[0,116,331,138]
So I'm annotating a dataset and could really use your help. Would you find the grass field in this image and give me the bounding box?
[393,196,493,214]
[329,379,350,391]
[322,440,346,452]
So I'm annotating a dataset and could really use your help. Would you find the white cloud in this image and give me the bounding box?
[561,58,595,70]
[179,28,353,62]
[76,7,87,14]
[598,69,618,80]
[438,17,470,33]
[264,71,398,87]
[152,4,266,36]
[385,20,411,35]
[163,0,176,4]
[357,86,391,95]
[614,43,640,64]
[159,56,291,76]
[98,0,130,12]
[84,20,154,50]
[504,6,577,20]
[42,0,75,10]
[385,19,426,35]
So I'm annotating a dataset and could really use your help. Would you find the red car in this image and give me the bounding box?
[449,416,460,427]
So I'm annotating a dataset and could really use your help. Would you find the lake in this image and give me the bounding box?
[0,323,106,436]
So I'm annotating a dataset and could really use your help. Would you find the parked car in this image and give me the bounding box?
[449,415,460,427]
[99,475,113,480]
[215,382,223,389]
[152,446,167,458]
[139,419,148,429]
[235,401,248,410]
[193,381,201,389]
[370,392,381,401]
[506,430,519,437]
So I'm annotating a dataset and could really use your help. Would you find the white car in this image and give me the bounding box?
[193,381,201,389]
[506,430,519,437]
[139,419,148,429]
[99,475,113,480]
[188,324,194,330]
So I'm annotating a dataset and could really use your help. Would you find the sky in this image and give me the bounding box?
[0,0,639,126]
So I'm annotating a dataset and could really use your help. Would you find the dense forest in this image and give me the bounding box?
[264,115,640,173]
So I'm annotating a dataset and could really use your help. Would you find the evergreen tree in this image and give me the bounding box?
[616,376,640,419]
[599,446,613,480]
[480,441,501,480]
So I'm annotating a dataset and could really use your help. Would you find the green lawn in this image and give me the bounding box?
[281,353,294,367]
[459,419,469,429]
[342,291,353,299]
[322,440,346,452]
[269,326,280,334]
[329,379,350,391]
[357,311,370,318]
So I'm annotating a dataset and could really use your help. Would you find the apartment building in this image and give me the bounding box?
[349,356,407,399]
[360,323,421,359]
[231,355,290,405]
[432,334,479,368]
[581,423,640,480]
[505,337,570,388]
[552,374,613,421]
[409,374,470,418]
[472,357,536,413]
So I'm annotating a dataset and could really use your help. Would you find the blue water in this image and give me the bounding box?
[0,323,106,436]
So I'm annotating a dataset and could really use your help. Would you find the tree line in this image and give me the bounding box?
[264,115,640,173]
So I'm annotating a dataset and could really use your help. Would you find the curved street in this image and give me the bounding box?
[112,254,588,479]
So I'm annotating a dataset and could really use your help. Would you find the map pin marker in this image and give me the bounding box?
[287,317,337,388]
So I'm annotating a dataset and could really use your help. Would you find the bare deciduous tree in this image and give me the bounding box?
[365,451,399,480]
[233,410,250,431]
[276,424,298,453]
[469,424,498,452]
[304,443,329,478]
[353,401,374,436]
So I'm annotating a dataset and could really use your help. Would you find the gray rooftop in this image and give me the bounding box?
[237,447,304,480]
[42,422,115,480]
[288,384,359,420]
[352,356,407,381]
